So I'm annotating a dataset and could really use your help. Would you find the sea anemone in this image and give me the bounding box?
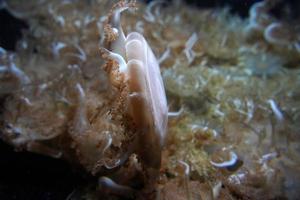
[264,22,300,48]
[245,0,300,53]
[0,48,30,94]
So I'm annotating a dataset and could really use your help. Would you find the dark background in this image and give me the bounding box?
[2,0,300,51]
[1,0,264,51]
[0,140,87,200]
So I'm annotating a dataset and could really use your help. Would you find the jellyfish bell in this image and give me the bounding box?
[102,0,168,176]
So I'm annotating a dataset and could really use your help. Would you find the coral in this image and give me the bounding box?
[238,49,285,77]
[1,0,169,198]
[1,0,300,199]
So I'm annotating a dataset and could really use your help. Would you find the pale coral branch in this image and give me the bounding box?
[98,176,136,198]
[184,32,198,64]
[210,151,238,168]
[267,99,284,122]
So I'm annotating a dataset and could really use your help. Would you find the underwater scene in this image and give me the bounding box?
[0,0,300,199]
